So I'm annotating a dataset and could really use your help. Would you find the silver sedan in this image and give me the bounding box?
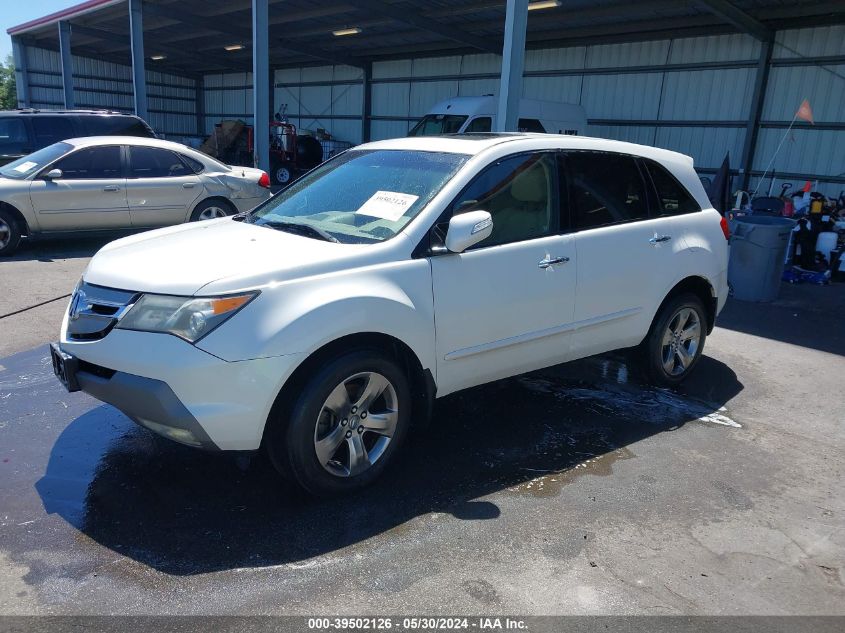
[0,136,273,256]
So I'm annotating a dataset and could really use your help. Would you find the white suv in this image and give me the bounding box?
[52,133,729,495]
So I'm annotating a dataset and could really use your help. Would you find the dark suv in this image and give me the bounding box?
[0,109,156,167]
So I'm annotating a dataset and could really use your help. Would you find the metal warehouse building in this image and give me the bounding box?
[8,0,845,196]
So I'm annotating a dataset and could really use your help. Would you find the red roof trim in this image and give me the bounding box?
[7,0,124,36]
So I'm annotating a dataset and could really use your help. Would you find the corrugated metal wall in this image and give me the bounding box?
[261,25,844,195]
[20,45,198,141]
[17,24,844,194]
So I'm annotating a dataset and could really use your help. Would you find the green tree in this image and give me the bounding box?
[0,53,18,110]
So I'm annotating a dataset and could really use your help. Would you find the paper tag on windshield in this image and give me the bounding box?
[13,161,37,173]
[356,191,419,222]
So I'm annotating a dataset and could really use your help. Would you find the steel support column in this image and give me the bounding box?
[362,62,372,143]
[11,37,30,108]
[496,0,528,132]
[252,0,270,172]
[129,0,149,121]
[58,21,74,109]
[740,40,773,191]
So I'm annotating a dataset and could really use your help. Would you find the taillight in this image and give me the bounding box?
[258,172,270,188]
[720,215,730,240]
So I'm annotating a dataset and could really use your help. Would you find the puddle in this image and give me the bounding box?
[519,376,741,429]
[507,446,635,498]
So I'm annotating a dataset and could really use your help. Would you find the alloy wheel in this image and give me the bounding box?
[660,307,701,376]
[313,371,399,477]
[198,206,229,220]
[0,218,10,250]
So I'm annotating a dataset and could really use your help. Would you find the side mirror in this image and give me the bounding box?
[44,169,63,181]
[445,210,493,253]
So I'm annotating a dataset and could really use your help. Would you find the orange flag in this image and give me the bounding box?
[796,99,814,124]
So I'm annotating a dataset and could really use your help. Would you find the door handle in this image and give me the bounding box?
[538,256,570,269]
[649,235,672,244]
[182,183,196,189]
[102,185,120,192]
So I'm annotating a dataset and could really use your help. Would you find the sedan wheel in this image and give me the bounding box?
[0,218,11,250]
[197,205,229,221]
[0,209,23,257]
[314,371,399,478]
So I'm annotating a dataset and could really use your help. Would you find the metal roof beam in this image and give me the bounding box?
[69,23,242,73]
[143,2,367,68]
[348,0,500,55]
[696,0,773,41]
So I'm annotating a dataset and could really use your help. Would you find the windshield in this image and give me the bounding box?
[0,142,72,180]
[249,149,468,244]
[408,114,468,137]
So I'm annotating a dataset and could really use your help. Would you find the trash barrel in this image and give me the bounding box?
[728,216,796,302]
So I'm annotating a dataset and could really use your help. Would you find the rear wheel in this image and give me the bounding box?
[266,349,411,496]
[190,199,236,222]
[0,208,22,257]
[641,293,707,387]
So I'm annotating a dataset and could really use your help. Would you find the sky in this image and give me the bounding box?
[1,1,78,60]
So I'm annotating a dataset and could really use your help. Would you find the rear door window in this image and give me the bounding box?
[53,146,122,180]
[0,119,28,156]
[565,151,648,230]
[643,159,701,216]
[128,146,192,178]
[31,117,76,147]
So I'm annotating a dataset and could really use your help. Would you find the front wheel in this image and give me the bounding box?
[641,293,707,387]
[266,350,411,496]
[0,208,23,257]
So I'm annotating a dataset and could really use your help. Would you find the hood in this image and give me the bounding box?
[83,218,372,295]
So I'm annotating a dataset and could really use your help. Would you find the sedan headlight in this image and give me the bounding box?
[117,292,257,342]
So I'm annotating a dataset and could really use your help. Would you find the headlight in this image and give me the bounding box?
[116,292,257,342]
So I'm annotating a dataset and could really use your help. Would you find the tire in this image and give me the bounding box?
[189,199,236,222]
[272,164,292,186]
[266,349,411,496]
[640,292,707,387]
[0,208,23,257]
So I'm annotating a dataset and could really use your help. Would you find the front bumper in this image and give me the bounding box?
[56,326,303,451]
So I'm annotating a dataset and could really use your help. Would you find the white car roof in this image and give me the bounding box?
[358,133,693,167]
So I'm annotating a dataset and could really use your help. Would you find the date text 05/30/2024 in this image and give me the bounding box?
[307,617,529,631]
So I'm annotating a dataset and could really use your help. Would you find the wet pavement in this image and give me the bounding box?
[0,253,843,613]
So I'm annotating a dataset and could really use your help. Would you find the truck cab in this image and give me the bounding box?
[408,96,587,137]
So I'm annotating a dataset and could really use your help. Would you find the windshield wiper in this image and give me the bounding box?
[261,220,340,243]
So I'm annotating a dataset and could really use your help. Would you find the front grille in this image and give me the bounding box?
[67,282,138,341]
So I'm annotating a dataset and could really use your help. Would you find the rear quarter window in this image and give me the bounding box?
[644,159,701,216]
[84,116,155,138]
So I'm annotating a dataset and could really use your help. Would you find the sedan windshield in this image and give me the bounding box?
[408,114,468,137]
[249,149,468,244]
[0,142,72,180]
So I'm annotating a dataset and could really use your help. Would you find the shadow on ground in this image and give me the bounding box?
[34,352,742,576]
[8,235,128,263]
[717,282,845,356]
